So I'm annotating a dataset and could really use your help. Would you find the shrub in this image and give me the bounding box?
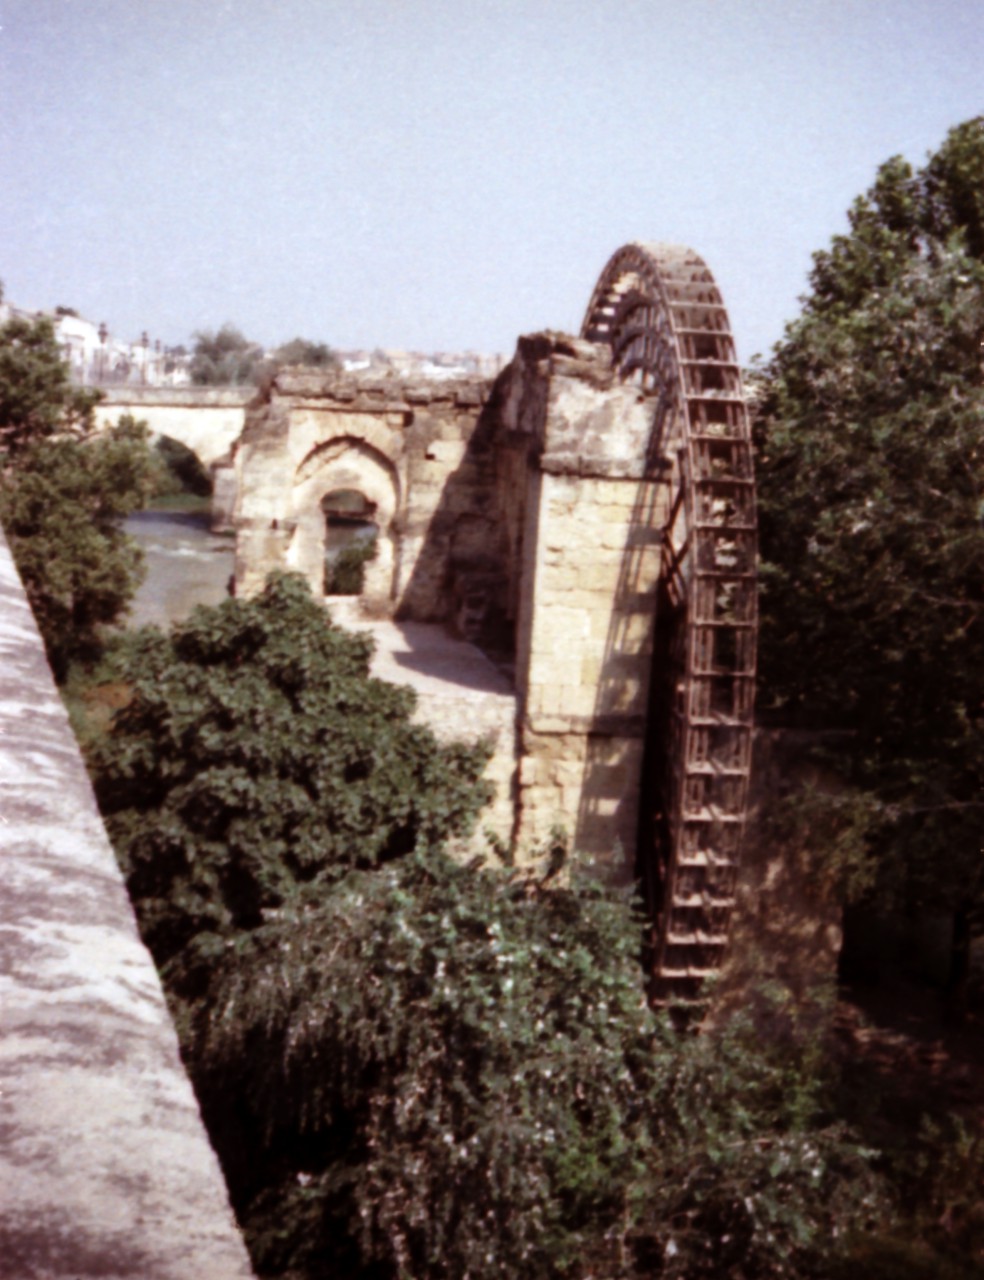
[90,574,893,1279]
[91,573,492,972]
[190,855,660,1279]
[325,533,377,595]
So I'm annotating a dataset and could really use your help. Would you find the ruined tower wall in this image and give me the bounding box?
[503,336,667,873]
[232,342,677,873]
[233,372,495,618]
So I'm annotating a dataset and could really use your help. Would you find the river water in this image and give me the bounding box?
[124,509,375,629]
[125,510,234,629]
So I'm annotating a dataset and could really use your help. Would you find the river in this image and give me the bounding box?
[125,509,235,629]
[124,509,376,629]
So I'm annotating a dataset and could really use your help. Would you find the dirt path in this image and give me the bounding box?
[327,599,518,852]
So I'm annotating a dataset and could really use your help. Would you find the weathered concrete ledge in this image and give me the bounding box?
[0,528,253,1279]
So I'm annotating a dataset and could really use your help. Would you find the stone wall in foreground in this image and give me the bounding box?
[0,528,253,1280]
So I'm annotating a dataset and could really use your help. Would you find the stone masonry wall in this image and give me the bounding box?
[500,335,667,873]
[233,371,494,619]
[0,526,253,1280]
[233,341,674,874]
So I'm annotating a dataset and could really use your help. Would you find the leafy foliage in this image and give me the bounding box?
[151,433,214,498]
[0,314,101,455]
[190,323,265,386]
[325,532,377,595]
[0,311,156,677]
[190,326,340,386]
[88,574,892,1279]
[0,415,156,678]
[273,337,340,370]
[92,573,494,970]
[191,861,893,1280]
[187,855,660,1279]
[640,987,888,1280]
[753,117,984,934]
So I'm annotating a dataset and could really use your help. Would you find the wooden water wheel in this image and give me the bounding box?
[582,243,758,1005]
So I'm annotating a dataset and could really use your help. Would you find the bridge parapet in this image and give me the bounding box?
[94,386,252,474]
[98,386,255,409]
[0,526,253,1279]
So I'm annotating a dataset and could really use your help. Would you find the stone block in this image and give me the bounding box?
[580,654,602,685]
[532,605,590,641]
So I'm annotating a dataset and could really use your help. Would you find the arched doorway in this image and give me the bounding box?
[289,437,401,610]
[322,489,379,596]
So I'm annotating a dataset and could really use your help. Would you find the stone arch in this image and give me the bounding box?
[294,412,405,471]
[289,437,401,610]
[150,431,214,501]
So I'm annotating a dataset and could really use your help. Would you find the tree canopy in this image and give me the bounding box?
[190,323,265,386]
[754,117,984,947]
[190,326,340,386]
[272,336,340,370]
[89,573,892,1279]
[92,573,495,962]
[0,315,156,678]
[0,314,101,454]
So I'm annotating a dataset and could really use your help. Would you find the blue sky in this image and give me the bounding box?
[1,0,982,362]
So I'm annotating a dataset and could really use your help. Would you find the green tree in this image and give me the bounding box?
[754,118,984,991]
[272,336,340,370]
[1,414,157,679]
[189,327,339,386]
[92,573,494,964]
[0,314,101,455]
[0,315,156,678]
[190,323,265,386]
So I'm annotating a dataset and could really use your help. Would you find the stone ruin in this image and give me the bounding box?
[231,243,759,1003]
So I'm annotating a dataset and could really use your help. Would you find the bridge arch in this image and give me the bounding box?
[151,431,214,501]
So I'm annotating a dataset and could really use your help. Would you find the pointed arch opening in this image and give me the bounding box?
[289,437,401,609]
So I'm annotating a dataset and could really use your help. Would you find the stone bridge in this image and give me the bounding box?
[94,386,253,529]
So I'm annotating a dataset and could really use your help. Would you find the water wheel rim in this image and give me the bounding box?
[583,242,758,1006]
